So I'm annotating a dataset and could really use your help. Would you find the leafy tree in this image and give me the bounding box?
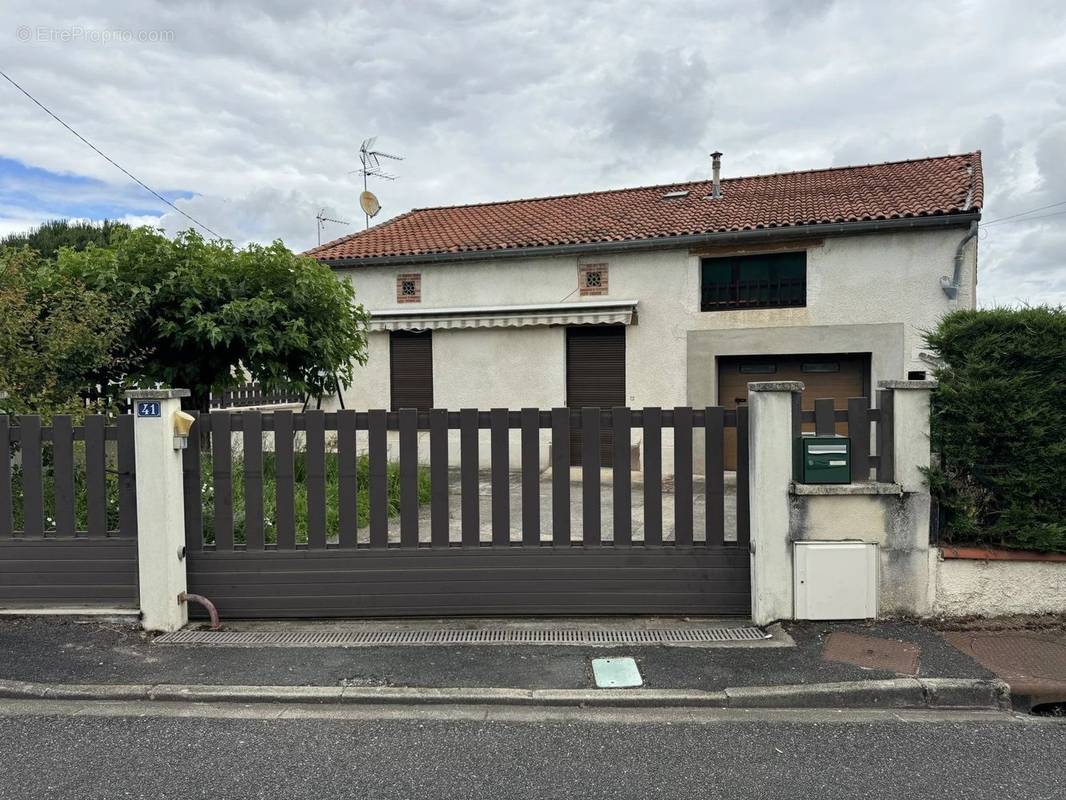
[59,227,370,411]
[1,219,129,260]
[0,247,137,418]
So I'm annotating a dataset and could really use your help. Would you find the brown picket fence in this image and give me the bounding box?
[0,414,138,607]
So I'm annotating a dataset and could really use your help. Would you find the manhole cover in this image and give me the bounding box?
[822,631,920,675]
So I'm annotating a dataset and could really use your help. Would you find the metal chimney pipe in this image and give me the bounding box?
[710,151,723,199]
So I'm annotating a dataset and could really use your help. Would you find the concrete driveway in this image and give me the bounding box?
[371,469,738,545]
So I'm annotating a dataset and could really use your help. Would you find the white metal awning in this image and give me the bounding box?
[368,299,638,332]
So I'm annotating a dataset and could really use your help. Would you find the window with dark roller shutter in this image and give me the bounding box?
[390,331,433,411]
[566,325,626,467]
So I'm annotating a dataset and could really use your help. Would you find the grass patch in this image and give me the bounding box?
[9,460,122,532]
[201,452,431,545]
[7,445,430,543]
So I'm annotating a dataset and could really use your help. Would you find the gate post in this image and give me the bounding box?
[747,381,803,626]
[125,388,191,633]
[879,379,935,493]
[878,379,936,615]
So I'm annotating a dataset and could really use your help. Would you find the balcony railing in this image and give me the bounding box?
[700,277,806,311]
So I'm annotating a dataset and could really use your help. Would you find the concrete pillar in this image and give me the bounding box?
[748,381,803,626]
[125,388,191,633]
[878,379,936,615]
[878,379,936,493]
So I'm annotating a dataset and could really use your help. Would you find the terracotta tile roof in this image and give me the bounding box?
[307,152,982,264]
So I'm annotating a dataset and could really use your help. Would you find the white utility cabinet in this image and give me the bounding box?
[793,541,879,620]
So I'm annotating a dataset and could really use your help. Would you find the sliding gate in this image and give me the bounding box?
[183,407,752,618]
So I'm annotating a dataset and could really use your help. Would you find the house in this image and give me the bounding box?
[306,151,982,470]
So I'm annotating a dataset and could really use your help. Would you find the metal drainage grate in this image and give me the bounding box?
[154,626,770,647]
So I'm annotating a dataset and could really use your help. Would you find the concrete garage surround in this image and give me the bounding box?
[685,322,904,409]
[686,322,905,469]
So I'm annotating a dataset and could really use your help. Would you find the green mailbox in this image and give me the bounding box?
[794,435,852,484]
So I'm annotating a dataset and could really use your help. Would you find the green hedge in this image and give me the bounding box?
[926,307,1066,552]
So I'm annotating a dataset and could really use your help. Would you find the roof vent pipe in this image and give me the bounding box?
[710,151,723,199]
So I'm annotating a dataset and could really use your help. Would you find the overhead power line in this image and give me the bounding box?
[985,208,1066,227]
[981,199,1066,227]
[0,68,224,240]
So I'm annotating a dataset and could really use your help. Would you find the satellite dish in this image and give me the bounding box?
[360,190,381,218]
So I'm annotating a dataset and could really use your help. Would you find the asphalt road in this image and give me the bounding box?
[0,702,1062,799]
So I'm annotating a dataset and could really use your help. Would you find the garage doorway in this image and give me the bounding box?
[566,325,626,467]
[718,353,869,470]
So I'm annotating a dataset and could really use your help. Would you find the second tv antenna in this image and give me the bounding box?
[351,137,403,229]
[315,209,349,246]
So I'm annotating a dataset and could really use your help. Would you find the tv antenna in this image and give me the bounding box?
[350,136,403,229]
[315,209,349,246]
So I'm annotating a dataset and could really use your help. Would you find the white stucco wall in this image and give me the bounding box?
[432,327,565,409]
[328,226,976,414]
[435,327,563,469]
[933,554,1066,617]
[344,328,391,411]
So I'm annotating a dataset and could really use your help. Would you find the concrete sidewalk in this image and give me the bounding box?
[940,617,1066,712]
[0,616,1019,711]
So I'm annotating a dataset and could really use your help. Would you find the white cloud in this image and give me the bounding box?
[0,214,46,237]
[156,188,338,249]
[0,0,1064,304]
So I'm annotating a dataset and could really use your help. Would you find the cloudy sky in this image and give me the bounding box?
[2,0,1065,305]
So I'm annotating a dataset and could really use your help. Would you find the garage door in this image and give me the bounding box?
[567,325,626,467]
[718,353,868,470]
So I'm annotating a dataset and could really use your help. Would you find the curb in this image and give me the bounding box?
[0,677,1011,711]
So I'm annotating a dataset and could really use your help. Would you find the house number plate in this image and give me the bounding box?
[136,402,161,418]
